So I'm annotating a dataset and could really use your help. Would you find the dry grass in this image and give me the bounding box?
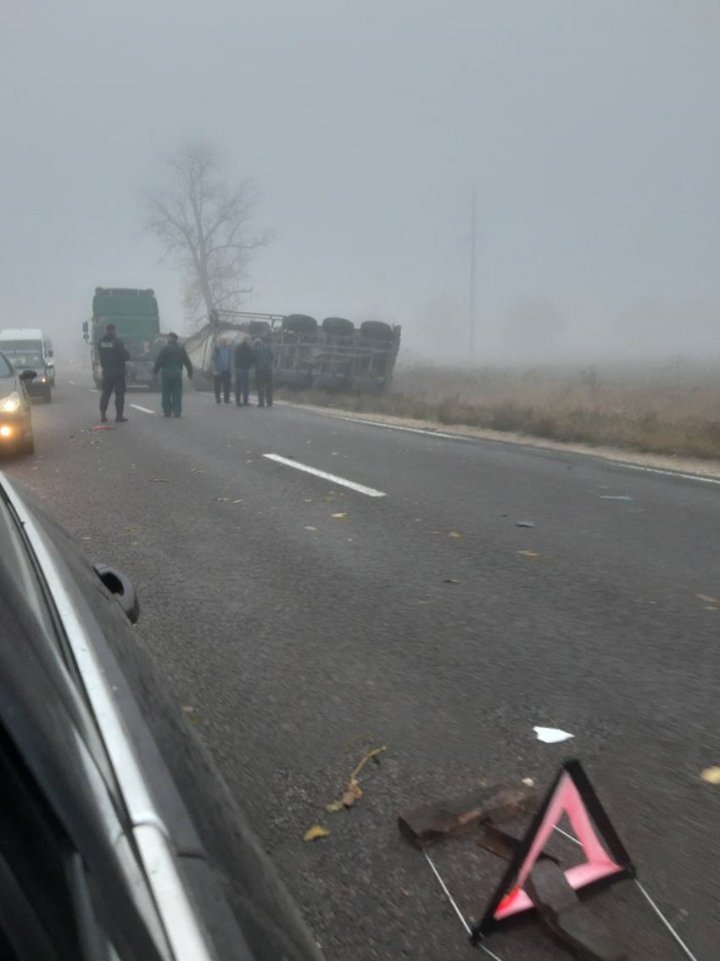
[278,363,720,460]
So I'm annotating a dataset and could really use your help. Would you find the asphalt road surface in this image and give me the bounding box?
[4,374,719,961]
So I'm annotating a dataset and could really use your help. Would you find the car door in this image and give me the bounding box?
[0,474,323,961]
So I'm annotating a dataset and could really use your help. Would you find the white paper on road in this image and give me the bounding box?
[533,725,574,743]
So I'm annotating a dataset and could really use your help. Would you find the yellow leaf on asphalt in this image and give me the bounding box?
[518,549,541,559]
[341,778,364,807]
[449,531,464,539]
[696,594,720,607]
[325,801,344,813]
[303,825,330,842]
[700,766,720,784]
[331,512,348,519]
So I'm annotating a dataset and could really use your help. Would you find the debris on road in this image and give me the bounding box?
[534,726,574,743]
[181,705,199,724]
[518,549,542,559]
[331,512,348,519]
[443,578,459,584]
[325,745,387,814]
[516,520,536,528]
[526,859,626,961]
[303,825,330,842]
[149,477,170,483]
[700,766,720,784]
[696,593,720,608]
[304,525,318,532]
[398,781,538,848]
[599,495,634,501]
[448,531,464,539]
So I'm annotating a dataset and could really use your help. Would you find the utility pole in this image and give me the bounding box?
[469,190,477,357]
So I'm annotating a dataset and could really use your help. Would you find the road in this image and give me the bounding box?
[5,376,719,961]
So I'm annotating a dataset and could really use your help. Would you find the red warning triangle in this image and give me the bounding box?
[472,760,635,941]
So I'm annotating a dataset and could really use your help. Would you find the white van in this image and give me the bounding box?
[0,329,55,386]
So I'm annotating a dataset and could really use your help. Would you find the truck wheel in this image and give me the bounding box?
[360,320,393,339]
[322,317,355,336]
[282,314,318,333]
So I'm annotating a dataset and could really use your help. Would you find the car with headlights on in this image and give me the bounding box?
[1,349,52,401]
[0,351,35,455]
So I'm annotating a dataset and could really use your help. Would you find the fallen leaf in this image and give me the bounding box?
[443,578,459,584]
[516,520,536,528]
[533,726,574,744]
[331,512,348,519]
[518,549,541,559]
[522,777,535,786]
[400,888,412,897]
[303,825,330,842]
[233,498,243,504]
[448,531,464,539]
[326,746,386,814]
[304,526,318,531]
[696,594,720,608]
[700,766,720,784]
[341,778,364,808]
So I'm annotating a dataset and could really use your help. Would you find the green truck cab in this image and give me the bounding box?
[83,288,165,389]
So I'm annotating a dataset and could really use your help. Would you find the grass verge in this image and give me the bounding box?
[277,365,720,461]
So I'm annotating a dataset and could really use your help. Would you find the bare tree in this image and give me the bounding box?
[145,143,272,325]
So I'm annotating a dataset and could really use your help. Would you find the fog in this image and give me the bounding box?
[2,1,719,366]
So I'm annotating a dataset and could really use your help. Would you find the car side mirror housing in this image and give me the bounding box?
[93,564,140,624]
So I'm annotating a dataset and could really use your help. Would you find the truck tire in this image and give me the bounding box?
[282,314,318,333]
[248,321,271,336]
[322,317,355,336]
[360,321,393,339]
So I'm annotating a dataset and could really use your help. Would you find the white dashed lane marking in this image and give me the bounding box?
[263,453,386,498]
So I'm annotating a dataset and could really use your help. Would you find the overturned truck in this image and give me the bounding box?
[183,311,401,393]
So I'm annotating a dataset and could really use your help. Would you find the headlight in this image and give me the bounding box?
[39,376,47,383]
[0,391,21,413]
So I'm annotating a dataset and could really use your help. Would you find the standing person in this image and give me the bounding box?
[233,336,254,406]
[253,338,274,408]
[212,337,232,405]
[98,323,130,423]
[153,333,193,418]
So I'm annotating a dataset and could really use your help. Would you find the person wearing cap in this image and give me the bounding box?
[253,338,274,407]
[98,322,131,423]
[153,332,193,418]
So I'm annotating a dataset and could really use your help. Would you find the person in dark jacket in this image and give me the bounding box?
[233,337,254,406]
[98,323,131,423]
[253,339,274,408]
[212,338,232,405]
[153,333,193,418]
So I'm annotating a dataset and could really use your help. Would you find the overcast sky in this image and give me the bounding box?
[1,1,719,362]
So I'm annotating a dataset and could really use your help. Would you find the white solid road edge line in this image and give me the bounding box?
[263,453,386,498]
[130,404,155,414]
[278,402,720,488]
